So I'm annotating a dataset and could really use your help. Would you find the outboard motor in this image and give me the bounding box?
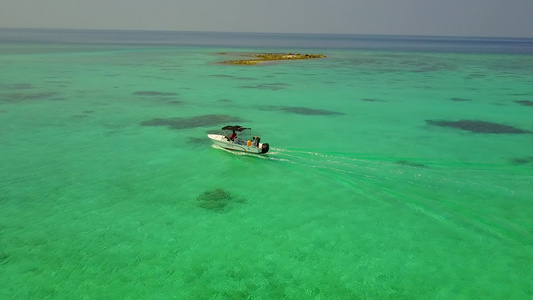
[261,143,270,154]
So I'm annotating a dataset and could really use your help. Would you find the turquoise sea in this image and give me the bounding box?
[1,29,532,299]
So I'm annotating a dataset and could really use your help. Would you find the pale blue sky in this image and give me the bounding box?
[1,0,532,37]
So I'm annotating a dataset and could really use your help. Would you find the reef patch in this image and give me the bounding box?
[426,120,531,134]
[209,74,235,78]
[242,83,290,90]
[261,105,344,116]
[2,92,57,103]
[0,83,33,90]
[133,91,178,97]
[0,252,10,264]
[514,100,533,107]
[196,188,244,212]
[361,98,385,102]
[282,107,344,116]
[450,97,471,102]
[509,156,533,165]
[140,114,242,130]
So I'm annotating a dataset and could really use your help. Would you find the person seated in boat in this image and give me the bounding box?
[230,131,237,142]
[225,130,237,142]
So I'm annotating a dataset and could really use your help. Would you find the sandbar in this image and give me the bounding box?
[221,53,326,65]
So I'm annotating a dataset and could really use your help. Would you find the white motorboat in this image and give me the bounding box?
[208,125,270,154]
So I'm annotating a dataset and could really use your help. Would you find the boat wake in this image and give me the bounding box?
[267,147,532,246]
[212,144,531,245]
[213,144,389,178]
[213,144,427,184]
[268,147,382,175]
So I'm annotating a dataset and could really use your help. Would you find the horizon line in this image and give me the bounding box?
[1,26,532,40]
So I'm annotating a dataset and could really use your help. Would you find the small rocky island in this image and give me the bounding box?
[221,53,326,65]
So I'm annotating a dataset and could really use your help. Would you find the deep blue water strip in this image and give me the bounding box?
[1,28,532,54]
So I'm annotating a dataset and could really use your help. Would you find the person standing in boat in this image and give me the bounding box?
[230,130,237,142]
[252,136,260,147]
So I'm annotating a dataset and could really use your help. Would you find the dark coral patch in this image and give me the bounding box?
[196,188,241,212]
[1,83,33,90]
[2,92,57,102]
[46,81,71,86]
[426,120,531,134]
[509,156,533,165]
[361,98,385,102]
[514,100,533,107]
[133,91,179,97]
[260,105,343,116]
[209,74,235,78]
[242,83,290,91]
[282,107,343,115]
[450,97,471,102]
[0,252,10,264]
[140,114,242,130]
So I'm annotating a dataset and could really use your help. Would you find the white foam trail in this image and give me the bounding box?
[212,145,383,178]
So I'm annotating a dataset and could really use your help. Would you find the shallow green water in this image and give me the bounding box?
[1,42,532,299]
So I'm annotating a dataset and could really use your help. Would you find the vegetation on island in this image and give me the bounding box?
[221,53,326,65]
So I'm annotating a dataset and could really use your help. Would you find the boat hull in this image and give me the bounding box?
[208,134,268,154]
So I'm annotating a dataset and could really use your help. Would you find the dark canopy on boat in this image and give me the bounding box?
[222,125,250,132]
